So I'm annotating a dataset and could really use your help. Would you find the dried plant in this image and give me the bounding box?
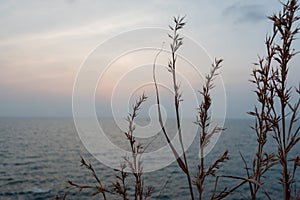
[55,94,152,200]
[123,93,153,200]
[268,1,300,199]
[153,17,231,200]
[112,162,128,200]
[246,13,280,200]
[55,157,110,200]
[153,16,195,200]
[193,58,230,200]
[166,16,195,200]
[55,2,300,199]
[246,0,300,199]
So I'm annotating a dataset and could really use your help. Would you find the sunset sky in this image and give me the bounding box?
[1,0,299,118]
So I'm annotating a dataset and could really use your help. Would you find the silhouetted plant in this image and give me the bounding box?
[55,157,110,199]
[55,1,300,199]
[122,93,153,200]
[247,0,300,199]
[153,17,232,200]
[55,94,152,200]
[193,58,230,200]
[245,11,280,200]
[112,162,129,200]
[153,16,195,200]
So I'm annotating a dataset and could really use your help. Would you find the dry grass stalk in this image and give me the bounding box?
[246,14,279,200]
[193,59,231,200]
[154,17,231,200]
[153,16,195,200]
[168,16,195,200]
[55,95,152,200]
[112,162,128,200]
[56,157,110,199]
[55,2,300,198]
[152,39,188,174]
[123,93,153,200]
[247,0,300,199]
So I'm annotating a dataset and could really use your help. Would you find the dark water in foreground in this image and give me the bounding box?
[0,118,299,200]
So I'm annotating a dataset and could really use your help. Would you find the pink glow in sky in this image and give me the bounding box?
[0,0,299,118]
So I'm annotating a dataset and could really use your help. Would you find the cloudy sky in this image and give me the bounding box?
[0,0,299,118]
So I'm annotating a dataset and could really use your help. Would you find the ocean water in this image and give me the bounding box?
[0,118,299,200]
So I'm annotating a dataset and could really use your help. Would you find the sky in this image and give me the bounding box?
[0,0,299,119]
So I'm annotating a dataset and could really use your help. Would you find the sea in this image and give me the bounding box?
[0,118,299,200]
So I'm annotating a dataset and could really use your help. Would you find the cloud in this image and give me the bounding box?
[1,0,292,118]
[223,2,266,24]
[0,0,158,41]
